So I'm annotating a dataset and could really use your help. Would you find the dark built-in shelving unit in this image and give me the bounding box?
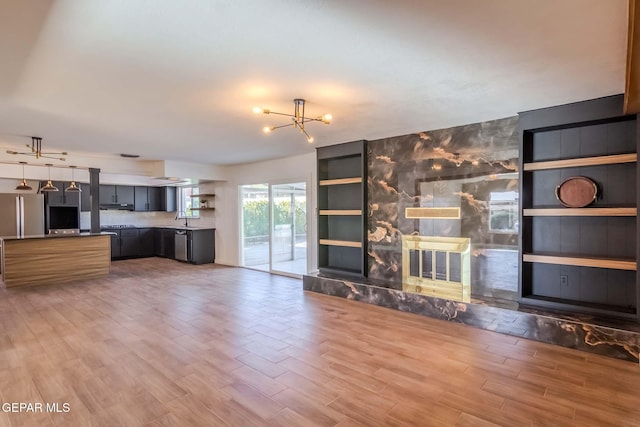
[519,94,639,320]
[317,140,368,277]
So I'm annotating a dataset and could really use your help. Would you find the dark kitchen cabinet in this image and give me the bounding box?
[80,183,91,212]
[138,228,155,257]
[120,228,140,258]
[116,186,135,205]
[100,185,135,205]
[154,229,163,257]
[63,184,81,206]
[135,187,163,211]
[162,228,175,258]
[44,181,64,205]
[148,187,162,211]
[109,230,121,259]
[100,185,117,205]
[187,229,215,264]
[161,187,177,212]
[153,228,175,258]
[41,181,80,206]
[135,186,148,211]
[106,226,214,262]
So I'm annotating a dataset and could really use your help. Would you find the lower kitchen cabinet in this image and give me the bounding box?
[153,228,175,258]
[138,228,155,257]
[109,231,121,259]
[162,229,175,259]
[109,226,214,262]
[188,229,215,264]
[154,229,163,257]
[120,228,140,258]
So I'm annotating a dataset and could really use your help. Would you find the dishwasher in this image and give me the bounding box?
[174,230,188,261]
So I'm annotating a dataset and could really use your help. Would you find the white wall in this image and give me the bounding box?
[214,152,317,273]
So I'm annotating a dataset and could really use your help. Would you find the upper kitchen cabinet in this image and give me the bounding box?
[162,187,177,212]
[41,181,80,206]
[134,186,162,211]
[116,186,135,205]
[99,185,116,205]
[99,185,135,208]
[80,183,91,212]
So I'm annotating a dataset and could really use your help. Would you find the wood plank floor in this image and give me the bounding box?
[0,257,638,426]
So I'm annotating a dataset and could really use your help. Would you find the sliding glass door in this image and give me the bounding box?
[271,182,306,275]
[240,184,270,271]
[240,182,307,276]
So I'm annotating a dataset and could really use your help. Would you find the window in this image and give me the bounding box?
[178,186,200,218]
[489,191,518,233]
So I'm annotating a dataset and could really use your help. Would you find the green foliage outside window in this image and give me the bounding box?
[242,199,306,238]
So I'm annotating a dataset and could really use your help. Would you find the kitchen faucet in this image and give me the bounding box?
[175,211,188,227]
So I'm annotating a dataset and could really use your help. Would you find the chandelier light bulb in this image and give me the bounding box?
[307,136,314,143]
[321,114,332,124]
[253,107,263,114]
[263,126,274,133]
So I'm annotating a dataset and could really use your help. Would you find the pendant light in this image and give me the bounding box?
[15,161,32,191]
[40,164,59,192]
[65,166,81,192]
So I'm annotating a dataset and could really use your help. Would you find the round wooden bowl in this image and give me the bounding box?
[555,176,598,208]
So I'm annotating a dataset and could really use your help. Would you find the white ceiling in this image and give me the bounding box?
[0,0,629,166]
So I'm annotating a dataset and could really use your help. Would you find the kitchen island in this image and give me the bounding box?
[0,233,111,288]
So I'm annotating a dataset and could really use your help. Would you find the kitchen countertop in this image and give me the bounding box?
[0,232,114,242]
[100,226,215,231]
[155,226,216,231]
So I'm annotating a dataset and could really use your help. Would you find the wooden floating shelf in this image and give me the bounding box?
[190,207,215,211]
[319,177,362,186]
[319,210,362,216]
[523,207,637,217]
[523,153,637,171]
[190,193,216,198]
[319,239,362,248]
[523,254,636,271]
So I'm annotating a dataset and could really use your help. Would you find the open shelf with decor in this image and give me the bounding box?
[189,193,215,210]
[317,140,368,278]
[519,95,639,320]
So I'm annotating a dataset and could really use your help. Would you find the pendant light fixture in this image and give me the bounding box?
[40,164,59,192]
[15,161,32,191]
[6,136,67,161]
[65,166,81,192]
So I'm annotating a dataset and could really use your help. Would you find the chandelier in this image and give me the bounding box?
[253,98,332,143]
[6,137,67,161]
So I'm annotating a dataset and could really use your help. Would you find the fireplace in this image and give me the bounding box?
[401,235,471,302]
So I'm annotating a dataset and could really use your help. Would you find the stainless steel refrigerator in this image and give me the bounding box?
[0,194,45,237]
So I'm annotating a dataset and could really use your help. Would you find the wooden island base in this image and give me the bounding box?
[1,234,111,288]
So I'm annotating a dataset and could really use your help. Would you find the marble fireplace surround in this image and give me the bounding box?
[309,107,640,363]
[303,273,640,363]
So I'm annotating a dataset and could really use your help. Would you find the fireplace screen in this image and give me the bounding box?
[401,235,471,302]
